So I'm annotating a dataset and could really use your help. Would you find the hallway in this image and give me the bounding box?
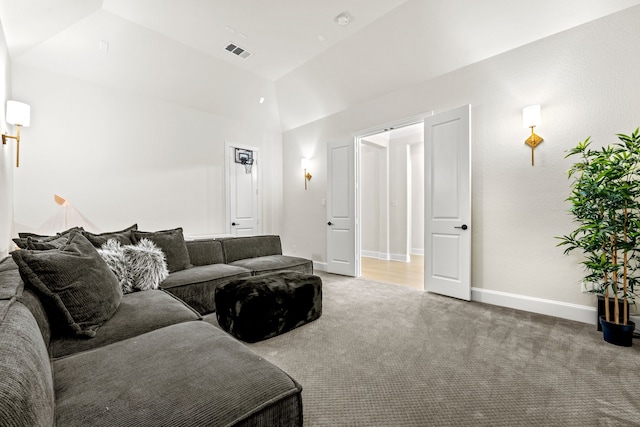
[360,255,424,291]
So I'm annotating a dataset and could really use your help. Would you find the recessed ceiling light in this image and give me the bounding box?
[259,97,265,104]
[316,34,326,42]
[335,12,350,26]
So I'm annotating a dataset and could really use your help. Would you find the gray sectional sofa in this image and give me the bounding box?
[0,232,312,427]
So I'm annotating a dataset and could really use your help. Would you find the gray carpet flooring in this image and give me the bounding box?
[204,272,640,426]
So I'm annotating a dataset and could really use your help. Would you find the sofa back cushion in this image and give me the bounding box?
[0,299,55,426]
[220,235,282,264]
[185,239,225,266]
[133,228,192,273]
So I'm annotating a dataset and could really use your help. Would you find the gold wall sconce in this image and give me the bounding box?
[301,158,312,190]
[523,105,543,166]
[2,100,31,167]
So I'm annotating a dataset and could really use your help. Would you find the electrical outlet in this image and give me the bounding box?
[581,281,598,293]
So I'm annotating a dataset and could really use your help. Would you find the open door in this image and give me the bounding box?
[424,105,471,300]
[326,139,357,276]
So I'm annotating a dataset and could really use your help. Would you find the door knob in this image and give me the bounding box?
[454,224,468,230]
[327,221,333,226]
[232,222,239,226]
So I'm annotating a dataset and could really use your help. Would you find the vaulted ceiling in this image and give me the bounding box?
[1,0,639,132]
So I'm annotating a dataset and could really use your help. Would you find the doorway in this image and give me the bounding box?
[358,123,424,290]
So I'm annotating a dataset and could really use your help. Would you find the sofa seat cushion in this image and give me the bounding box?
[161,264,251,315]
[53,321,303,427]
[50,290,200,359]
[229,255,313,275]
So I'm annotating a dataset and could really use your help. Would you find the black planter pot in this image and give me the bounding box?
[599,316,635,347]
[596,295,629,331]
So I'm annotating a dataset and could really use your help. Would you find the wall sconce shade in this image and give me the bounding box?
[522,105,543,166]
[522,105,540,128]
[6,101,30,126]
[301,158,312,190]
[2,100,31,167]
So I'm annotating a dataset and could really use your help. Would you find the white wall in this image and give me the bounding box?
[388,137,409,260]
[360,143,381,256]
[0,20,11,258]
[281,8,640,310]
[10,64,283,240]
[410,142,424,255]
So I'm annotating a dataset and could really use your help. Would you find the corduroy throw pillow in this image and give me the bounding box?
[12,231,122,338]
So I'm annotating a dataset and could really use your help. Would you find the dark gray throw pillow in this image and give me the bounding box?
[18,226,83,239]
[82,224,138,248]
[25,237,63,250]
[14,234,70,250]
[11,231,122,338]
[133,227,191,273]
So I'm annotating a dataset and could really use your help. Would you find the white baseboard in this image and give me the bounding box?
[390,253,410,262]
[313,261,327,272]
[361,251,411,262]
[361,250,390,260]
[471,287,597,325]
[411,248,424,255]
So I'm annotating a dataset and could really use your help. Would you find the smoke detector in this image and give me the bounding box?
[335,12,350,26]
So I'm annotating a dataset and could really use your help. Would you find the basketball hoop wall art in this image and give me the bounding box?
[235,148,254,174]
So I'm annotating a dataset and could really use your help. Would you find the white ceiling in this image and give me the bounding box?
[0,0,409,80]
[1,0,640,132]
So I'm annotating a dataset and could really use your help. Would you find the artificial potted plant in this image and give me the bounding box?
[558,129,640,346]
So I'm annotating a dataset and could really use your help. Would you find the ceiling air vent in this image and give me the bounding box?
[224,42,252,59]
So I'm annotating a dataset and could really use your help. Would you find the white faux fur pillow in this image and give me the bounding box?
[98,238,169,293]
[97,239,134,293]
[122,238,169,291]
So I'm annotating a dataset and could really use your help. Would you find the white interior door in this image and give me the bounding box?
[326,139,357,276]
[424,105,472,300]
[227,144,260,236]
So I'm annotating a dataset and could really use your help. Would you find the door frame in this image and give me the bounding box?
[355,112,432,278]
[225,141,262,236]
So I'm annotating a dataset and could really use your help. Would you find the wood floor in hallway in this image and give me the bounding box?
[360,255,424,291]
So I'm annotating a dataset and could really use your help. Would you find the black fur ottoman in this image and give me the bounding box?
[215,271,322,343]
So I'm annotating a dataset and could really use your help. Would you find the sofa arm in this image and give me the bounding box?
[0,300,55,426]
[185,239,225,266]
